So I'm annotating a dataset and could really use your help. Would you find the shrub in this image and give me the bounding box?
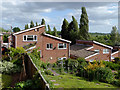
[95,67,114,83]
[114,57,120,64]
[44,70,54,75]
[0,61,21,74]
[41,63,47,69]
[103,61,120,70]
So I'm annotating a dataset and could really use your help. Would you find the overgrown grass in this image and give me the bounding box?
[0,74,12,89]
[45,73,119,88]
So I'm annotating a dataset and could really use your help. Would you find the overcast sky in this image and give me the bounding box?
[0,0,119,33]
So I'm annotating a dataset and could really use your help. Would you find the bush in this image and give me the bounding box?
[41,63,47,69]
[0,61,21,74]
[95,67,114,83]
[44,70,54,75]
[114,57,120,64]
[14,72,41,89]
[103,61,120,70]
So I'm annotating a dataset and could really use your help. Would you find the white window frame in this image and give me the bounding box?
[103,49,109,54]
[23,35,37,41]
[94,49,99,53]
[58,43,67,49]
[46,43,53,50]
[58,57,67,60]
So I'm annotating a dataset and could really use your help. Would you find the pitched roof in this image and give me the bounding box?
[43,33,71,43]
[70,44,97,58]
[13,25,45,35]
[77,40,113,49]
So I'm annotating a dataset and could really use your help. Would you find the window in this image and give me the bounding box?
[46,43,53,49]
[58,57,67,60]
[58,43,67,49]
[23,35,37,41]
[103,49,109,54]
[94,49,99,53]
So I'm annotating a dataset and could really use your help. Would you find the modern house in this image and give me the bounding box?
[70,40,119,62]
[8,25,71,63]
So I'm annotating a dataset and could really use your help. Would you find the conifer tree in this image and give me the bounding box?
[30,20,34,28]
[79,7,89,40]
[53,27,58,36]
[61,18,69,40]
[41,18,45,25]
[25,24,29,29]
[36,22,38,26]
[47,25,51,34]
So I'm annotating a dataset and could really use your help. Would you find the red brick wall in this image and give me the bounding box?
[76,40,93,46]
[87,43,111,61]
[42,35,69,63]
[15,27,45,48]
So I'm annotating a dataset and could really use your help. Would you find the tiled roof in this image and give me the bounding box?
[70,44,97,58]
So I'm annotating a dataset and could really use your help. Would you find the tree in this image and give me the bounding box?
[71,16,79,32]
[79,7,89,40]
[61,18,69,40]
[41,18,45,25]
[25,24,29,30]
[47,25,51,34]
[110,26,119,46]
[67,16,79,44]
[30,20,34,28]
[53,27,58,36]
[36,22,38,26]
[13,27,20,33]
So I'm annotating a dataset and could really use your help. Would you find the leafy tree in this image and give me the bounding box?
[3,35,9,43]
[36,22,38,26]
[41,18,45,25]
[79,7,89,40]
[13,27,20,33]
[47,25,51,34]
[30,20,34,28]
[53,27,58,36]
[61,18,69,40]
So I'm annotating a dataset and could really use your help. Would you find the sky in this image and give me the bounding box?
[0,0,119,33]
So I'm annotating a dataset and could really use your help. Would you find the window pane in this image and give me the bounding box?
[34,36,37,40]
[24,36,26,40]
[47,44,49,48]
[50,44,53,48]
[64,43,66,48]
[27,35,33,41]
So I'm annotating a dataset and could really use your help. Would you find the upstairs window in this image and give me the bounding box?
[23,35,37,41]
[58,43,67,49]
[46,43,53,49]
[94,49,99,53]
[103,49,109,54]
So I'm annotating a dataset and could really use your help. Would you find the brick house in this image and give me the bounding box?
[111,46,120,60]
[8,25,71,63]
[71,40,114,62]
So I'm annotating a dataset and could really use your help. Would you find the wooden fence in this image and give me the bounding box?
[24,54,50,90]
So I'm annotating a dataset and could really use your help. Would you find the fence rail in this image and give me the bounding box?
[25,54,50,90]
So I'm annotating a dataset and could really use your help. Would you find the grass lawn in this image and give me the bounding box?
[0,74,12,89]
[45,73,118,88]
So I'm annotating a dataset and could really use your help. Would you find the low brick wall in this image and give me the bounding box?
[25,54,50,90]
